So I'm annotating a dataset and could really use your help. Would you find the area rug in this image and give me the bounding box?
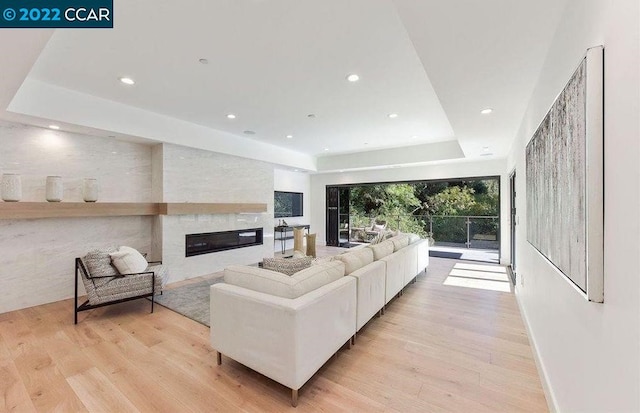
[154,277,224,327]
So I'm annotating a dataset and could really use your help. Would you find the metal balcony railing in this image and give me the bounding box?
[339,214,499,250]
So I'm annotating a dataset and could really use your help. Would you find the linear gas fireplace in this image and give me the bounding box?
[185,228,263,257]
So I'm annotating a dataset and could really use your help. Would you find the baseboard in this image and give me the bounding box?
[514,287,559,413]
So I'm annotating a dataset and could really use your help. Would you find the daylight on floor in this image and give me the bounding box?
[0,1,638,412]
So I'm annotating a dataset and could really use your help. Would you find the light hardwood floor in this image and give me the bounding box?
[0,250,548,412]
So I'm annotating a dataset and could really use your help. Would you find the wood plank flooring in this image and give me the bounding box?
[0,251,547,412]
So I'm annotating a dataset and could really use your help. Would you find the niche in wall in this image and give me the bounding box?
[525,46,604,302]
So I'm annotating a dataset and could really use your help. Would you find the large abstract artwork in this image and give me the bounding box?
[526,46,604,302]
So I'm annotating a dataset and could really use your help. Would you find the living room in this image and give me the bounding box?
[0,0,639,412]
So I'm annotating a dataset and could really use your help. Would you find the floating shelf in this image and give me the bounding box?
[160,203,267,215]
[0,202,268,220]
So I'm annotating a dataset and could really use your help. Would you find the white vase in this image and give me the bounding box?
[83,178,98,202]
[45,176,63,202]
[1,174,22,202]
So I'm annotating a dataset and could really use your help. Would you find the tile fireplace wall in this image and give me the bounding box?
[153,144,274,282]
[0,122,274,313]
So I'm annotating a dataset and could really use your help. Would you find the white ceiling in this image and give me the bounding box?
[1,0,569,172]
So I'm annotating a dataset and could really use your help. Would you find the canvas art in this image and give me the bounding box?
[525,46,603,302]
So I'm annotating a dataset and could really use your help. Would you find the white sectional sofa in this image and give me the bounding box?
[369,234,429,305]
[210,261,356,407]
[335,247,386,332]
[210,234,428,406]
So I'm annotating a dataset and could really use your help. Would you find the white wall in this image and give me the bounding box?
[0,121,153,313]
[273,168,311,252]
[506,0,640,411]
[310,158,509,262]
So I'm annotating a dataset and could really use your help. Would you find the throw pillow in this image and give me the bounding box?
[263,256,312,276]
[110,246,148,274]
[84,247,119,278]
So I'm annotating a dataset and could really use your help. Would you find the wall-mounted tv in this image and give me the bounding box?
[274,191,303,218]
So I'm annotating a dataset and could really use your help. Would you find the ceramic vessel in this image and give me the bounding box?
[83,178,98,202]
[1,174,21,202]
[45,176,63,202]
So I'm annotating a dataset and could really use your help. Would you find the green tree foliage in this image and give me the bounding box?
[346,178,499,242]
[349,184,425,235]
[426,186,476,216]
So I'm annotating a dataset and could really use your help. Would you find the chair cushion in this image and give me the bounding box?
[147,264,169,287]
[373,224,386,232]
[110,246,148,274]
[224,261,345,299]
[263,256,312,276]
[336,248,374,275]
[368,240,394,260]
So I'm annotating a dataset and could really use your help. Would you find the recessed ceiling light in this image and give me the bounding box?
[388,113,398,118]
[411,135,418,139]
[324,148,329,151]
[293,169,299,172]
[286,135,293,139]
[119,77,135,85]
[346,74,360,82]
[483,146,490,151]
[226,114,236,119]
[307,114,316,118]
[48,125,60,130]
[243,130,256,135]
[480,152,493,157]
[481,108,493,114]
[199,58,209,64]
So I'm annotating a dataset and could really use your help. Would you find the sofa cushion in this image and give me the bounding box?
[389,235,410,252]
[263,256,312,276]
[224,261,345,299]
[336,248,374,275]
[368,240,394,260]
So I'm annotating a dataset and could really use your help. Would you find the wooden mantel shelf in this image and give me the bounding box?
[159,203,267,215]
[0,202,268,220]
